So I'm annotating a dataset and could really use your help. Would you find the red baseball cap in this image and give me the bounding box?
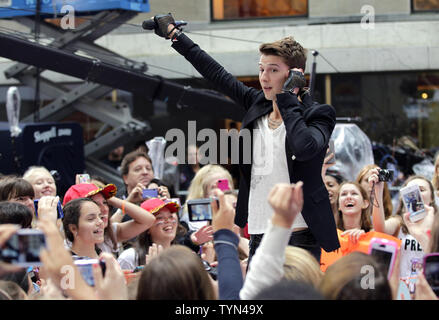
[140,198,180,216]
[63,183,117,206]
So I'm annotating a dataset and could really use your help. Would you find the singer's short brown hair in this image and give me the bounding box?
[259,36,307,71]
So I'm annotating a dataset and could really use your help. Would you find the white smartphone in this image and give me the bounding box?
[0,229,46,267]
[400,184,426,222]
[77,174,91,184]
[368,237,399,280]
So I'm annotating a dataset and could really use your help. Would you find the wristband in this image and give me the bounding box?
[167,25,177,38]
[171,29,182,42]
[121,201,126,215]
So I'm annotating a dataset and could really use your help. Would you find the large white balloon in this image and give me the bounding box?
[6,86,22,137]
[329,123,375,181]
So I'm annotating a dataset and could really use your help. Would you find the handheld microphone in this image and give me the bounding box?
[142,19,187,30]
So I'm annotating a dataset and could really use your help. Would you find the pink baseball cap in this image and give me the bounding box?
[63,183,117,206]
[140,198,180,216]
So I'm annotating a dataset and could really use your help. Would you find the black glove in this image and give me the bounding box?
[154,13,176,39]
[298,87,313,107]
[282,70,306,95]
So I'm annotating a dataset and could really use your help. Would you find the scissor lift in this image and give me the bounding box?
[0,0,243,189]
[1,1,152,186]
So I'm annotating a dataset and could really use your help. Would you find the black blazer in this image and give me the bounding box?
[172,34,340,252]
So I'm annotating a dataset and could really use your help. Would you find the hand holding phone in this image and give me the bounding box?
[400,184,426,222]
[34,197,64,220]
[282,69,306,94]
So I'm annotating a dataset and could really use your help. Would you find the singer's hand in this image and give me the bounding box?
[153,13,176,39]
[282,68,305,95]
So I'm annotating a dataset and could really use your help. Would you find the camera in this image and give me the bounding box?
[187,198,219,222]
[0,229,46,267]
[378,169,394,182]
[142,188,158,199]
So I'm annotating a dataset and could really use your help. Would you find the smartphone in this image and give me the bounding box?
[423,253,439,297]
[142,188,159,199]
[368,237,398,280]
[73,258,106,287]
[325,140,336,164]
[34,199,64,219]
[400,184,426,222]
[0,229,46,267]
[187,198,218,222]
[77,174,91,184]
[217,179,230,192]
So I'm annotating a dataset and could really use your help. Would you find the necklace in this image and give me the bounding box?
[268,117,282,125]
[268,116,283,129]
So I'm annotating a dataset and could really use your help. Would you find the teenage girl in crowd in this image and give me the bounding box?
[336,181,373,243]
[23,166,57,199]
[356,164,393,218]
[368,169,438,277]
[0,177,35,219]
[117,198,182,270]
[182,164,234,231]
[63,183,156,256]
[62,198,106,258]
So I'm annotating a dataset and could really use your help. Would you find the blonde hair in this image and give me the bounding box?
[186,164,234,200]
[432,152,439,191]
[183,164,234,217]
[23,166,53,181]
[283,246,323,288]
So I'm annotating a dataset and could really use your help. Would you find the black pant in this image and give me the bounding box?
[248,228,321,269]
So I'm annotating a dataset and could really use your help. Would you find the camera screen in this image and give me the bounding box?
[371,248,393,276]
[74,259,105,287]
[188,203,212,222]
[75,260,96,287]
[0,231,46,267]
[142,189,158,199]
[424,257,439,296]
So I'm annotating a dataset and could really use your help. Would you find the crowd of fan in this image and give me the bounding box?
[0,144,438,301]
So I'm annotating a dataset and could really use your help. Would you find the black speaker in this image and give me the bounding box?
[0,122,85,197]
